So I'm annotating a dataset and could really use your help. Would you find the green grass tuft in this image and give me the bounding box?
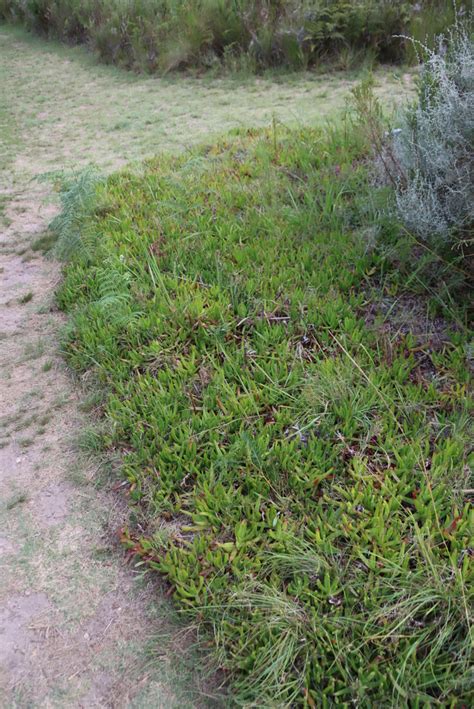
[30,231,58,254]
[18,291,33,304]
[57,123,472,704]
[5,491,29,510]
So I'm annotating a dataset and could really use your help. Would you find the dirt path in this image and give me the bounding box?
[0,188,204,707]
[0,25,414,707]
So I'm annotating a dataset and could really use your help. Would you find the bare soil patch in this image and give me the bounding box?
[0,206,210,705]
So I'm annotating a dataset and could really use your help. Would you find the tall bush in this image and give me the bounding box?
[0,1,470,73]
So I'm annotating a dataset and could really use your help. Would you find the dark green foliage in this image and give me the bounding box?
[56,125,472,704]
[0,1,469,72]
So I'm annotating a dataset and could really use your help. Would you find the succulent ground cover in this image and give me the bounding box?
[56,124,472,704]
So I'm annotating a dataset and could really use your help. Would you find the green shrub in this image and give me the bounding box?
[55,124,472,704]
[0,1,470,73]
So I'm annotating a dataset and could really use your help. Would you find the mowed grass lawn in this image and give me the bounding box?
[0,24,413,179]
[57,123,472,704]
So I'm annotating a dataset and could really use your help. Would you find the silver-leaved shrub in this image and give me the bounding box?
[393,18,473,250]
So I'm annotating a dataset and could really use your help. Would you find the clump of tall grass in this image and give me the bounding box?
[211,536,472,706]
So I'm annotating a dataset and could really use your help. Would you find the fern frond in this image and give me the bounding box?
[92,264,141,327]
[41,167,104,260]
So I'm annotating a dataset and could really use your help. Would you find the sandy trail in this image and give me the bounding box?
[0,185,208,707]
[0,32,211,709]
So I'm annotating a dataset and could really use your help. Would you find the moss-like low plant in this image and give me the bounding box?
[56,124,472,704]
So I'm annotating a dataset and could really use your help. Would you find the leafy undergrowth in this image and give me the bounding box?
[1,0,467,73]
[57,125,473,705]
